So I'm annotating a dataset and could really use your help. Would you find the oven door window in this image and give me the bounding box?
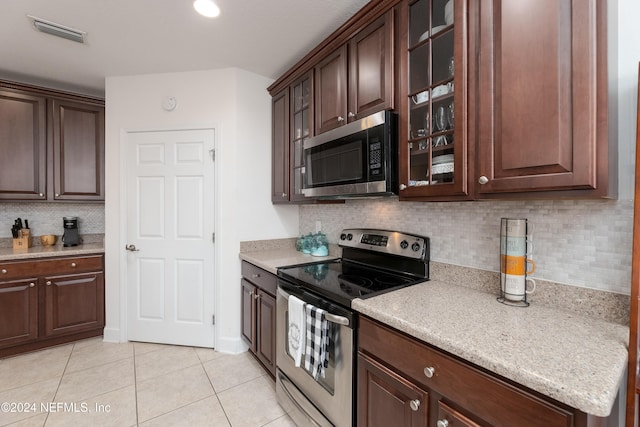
[304,131,367,188]
[285,310,337,394]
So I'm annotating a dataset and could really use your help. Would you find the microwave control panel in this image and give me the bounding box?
[369,139,383,176]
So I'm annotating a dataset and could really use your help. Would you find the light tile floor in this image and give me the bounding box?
[0,338,296,427]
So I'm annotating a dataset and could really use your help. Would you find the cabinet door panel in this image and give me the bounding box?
[241,279,257,351]
[45,272,104,337]
[315,45,348,134]
[0,279,38,348]
[358,353,428,427]
[349,12,393,120]
[272,89,290,203]
[51,98,105,200]
[256,290,276,376]
[476,0,600,193]
[0,90,47,200]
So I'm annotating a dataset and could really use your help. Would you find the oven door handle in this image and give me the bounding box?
[278,287,351,327]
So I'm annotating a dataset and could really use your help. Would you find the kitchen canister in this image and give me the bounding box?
[498,218,535,306]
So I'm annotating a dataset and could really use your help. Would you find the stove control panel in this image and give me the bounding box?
[339,228,429,260]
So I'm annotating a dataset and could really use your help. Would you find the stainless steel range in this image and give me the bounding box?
[275,228,430,426]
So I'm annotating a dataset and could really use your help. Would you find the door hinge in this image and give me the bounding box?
[209,148,215,162]
[212,314,215,325]
[212,232,215,243]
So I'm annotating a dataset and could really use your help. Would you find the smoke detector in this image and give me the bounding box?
[27,15,86,44]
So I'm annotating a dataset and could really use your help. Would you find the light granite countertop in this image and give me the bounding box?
[0,243,104,261]
[239,249,338,275]
[353,281,628,417]
[240,247,628,418]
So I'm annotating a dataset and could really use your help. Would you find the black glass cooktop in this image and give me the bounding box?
[277,259,425,308]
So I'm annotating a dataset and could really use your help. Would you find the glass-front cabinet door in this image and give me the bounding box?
[399,0,469,199]
[290,72,313,202]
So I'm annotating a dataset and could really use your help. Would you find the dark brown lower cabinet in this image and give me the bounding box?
[358,353,428,427]
[358,316,614,427]
[0,255,105,358]
[0,278,39,348]
[44,272,104,337]
[241,261,276,377]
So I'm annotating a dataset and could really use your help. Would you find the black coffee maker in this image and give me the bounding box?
[62,216,80,247]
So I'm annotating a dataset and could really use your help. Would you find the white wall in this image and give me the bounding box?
[104,68,298,352]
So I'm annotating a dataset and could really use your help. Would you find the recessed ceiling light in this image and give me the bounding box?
[26,15,86,43]
[193,0,220,18]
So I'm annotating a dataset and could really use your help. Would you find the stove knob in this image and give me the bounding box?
[347,233,353,241]
[340,233,347,241]
[411,242,421,252]
[400,240,409,249]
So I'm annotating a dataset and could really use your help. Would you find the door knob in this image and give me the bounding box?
[125,244,140,252]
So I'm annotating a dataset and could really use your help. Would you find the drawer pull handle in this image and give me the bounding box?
[423,366,435,378]
[29,282,35,288]
[1,269,6,274]
[409,399,420,411]
[71,262,77,268]
[437,420,449,427]
[46,281,52,286]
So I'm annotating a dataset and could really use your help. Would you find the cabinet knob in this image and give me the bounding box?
[282,192,287,198]
[437,420,449,427]
[71,262,77,268]
[337,116,345,123]
[399,184,407,190]
[423,366,435,378]
[55,193,60,197]
[348,112,355,119]
[1,269,6,274]
[254,293,260,300]
[39,193,44,197]
[409,399,421,411]
[252,273,260,279]
[249,291,254,297]
[46,281,52,286]
[478,175,489,185]
[29,282,35,288]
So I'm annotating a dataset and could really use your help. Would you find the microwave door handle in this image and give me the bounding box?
[278,288,351,327]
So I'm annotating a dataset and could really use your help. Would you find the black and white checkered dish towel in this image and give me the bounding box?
[304,304,329,380]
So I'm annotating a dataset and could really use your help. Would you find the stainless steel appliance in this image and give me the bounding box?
[62,216,80,247]
[302,111,398,199]
[276,228,430,426]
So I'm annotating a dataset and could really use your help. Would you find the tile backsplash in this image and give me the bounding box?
[0,203,105,237]
[300,198,633,295]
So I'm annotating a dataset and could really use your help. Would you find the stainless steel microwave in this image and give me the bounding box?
[302,111,398,199]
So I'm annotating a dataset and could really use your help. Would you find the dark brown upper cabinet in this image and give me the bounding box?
[0,90,47,200]
[315,11,394,134]
[50,98,105,201]
[271,88,290,203]
[473,0,613,197]
[0,81,105,202]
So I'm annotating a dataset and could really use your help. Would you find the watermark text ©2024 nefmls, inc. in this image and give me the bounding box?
[1,401,111,414]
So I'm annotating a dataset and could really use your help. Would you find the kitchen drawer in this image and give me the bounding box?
[0,255,104,280]
[241,261,277,295]
[359,317,575,427]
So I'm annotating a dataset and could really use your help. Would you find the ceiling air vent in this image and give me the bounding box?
[27,15,86,44]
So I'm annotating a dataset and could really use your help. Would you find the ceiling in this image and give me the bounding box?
[0,0,371,97]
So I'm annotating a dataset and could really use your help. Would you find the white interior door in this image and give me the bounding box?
[125,129,215,347]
